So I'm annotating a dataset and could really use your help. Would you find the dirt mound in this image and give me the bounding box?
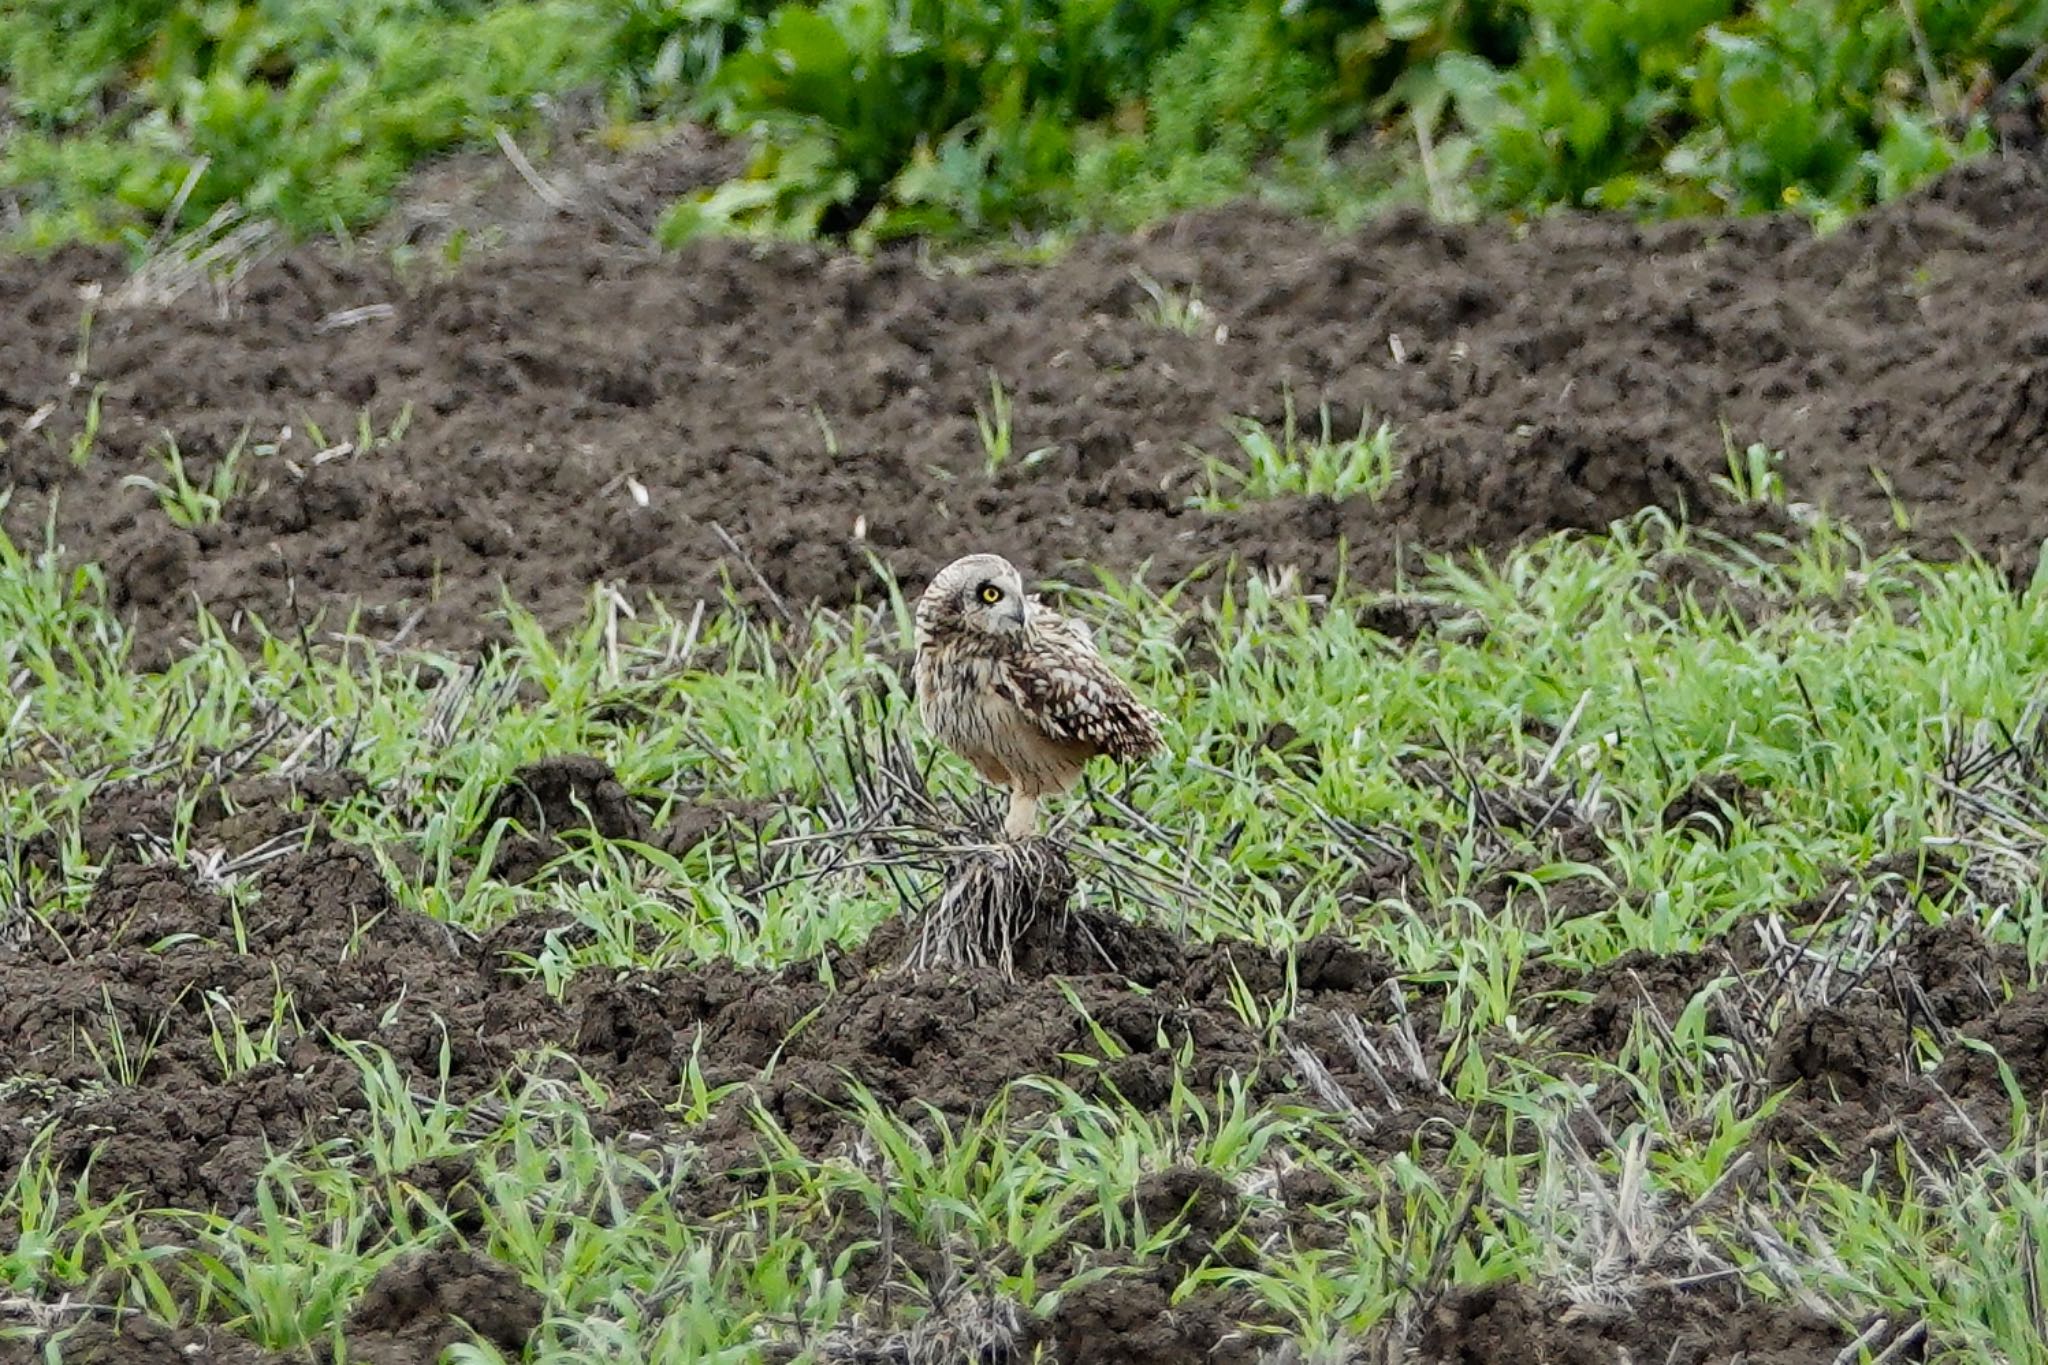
[0,1318,290,1365]
[1934,984,2048,1108]
[3,157,2048,658]
[0,845,567,1212]
[1737,896,2034,1175]
[1900,912,2029,1028]
[473,754,781,882]
[1526,946,1727,1061]
[1766,1000,1910,1101]
[343,1248,544,1365]
[481,752,652,881]
[53,767,368,865]
[567,907,1393,1164]
[1418,1281,1843,1364]
[1761,976,2040,1180]
[1043,1272,1268,1365]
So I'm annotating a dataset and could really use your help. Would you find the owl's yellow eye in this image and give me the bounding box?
[979,584,1004,604]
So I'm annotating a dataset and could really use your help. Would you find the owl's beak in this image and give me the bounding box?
[1004,597,1027,627]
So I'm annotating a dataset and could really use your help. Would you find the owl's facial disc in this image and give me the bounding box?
[968,575,1028,631]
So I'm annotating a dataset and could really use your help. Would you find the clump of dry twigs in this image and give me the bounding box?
[793,1272,1030,1365]
[760,703,1195,980]
[909,837,1076,977]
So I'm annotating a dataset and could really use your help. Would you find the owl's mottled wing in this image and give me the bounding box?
[998,609,1164,762]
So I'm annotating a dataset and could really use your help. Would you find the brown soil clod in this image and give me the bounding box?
[1526,947,1726,1064]
[1660,771,1762,842]
[342,1248,544,1365]
[1897,915,2028,1031]
[1764,1001,1910,1103]
[1936,984,2048,1106]
[480,753,651,882]
[1041,1272,1268,1365]
[662,796,781,856]
[1132,1166,1249,1272]
[1355,594,1480,644]
[7,1317,291,1365]
[1416,1281,1845,1364]
[59,767,367,868]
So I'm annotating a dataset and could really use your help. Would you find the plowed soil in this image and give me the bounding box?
[1,153,2045,663]
[2,759,2030,1361]
[6,141,2048,1362]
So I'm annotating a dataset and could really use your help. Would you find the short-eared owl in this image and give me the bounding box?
[914,553,1163,839]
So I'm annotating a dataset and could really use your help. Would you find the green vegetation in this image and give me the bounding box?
[1195,396,1400,509]
[120,429,265,527]
[975,371,1057,476]
[1132,272,1215,337]
[6,494,2048,1356]
[0,0,618,248]
[9,4,2046,1357]
[3,0,2041,252]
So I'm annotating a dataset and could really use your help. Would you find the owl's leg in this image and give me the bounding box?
[1002,791,1039,840]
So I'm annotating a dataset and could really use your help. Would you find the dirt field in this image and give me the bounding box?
[6,761,2033,1361]
[4,145,2047,1362]
[1,155,2044,662]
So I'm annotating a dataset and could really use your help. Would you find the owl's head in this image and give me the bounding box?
[917,553,1029,639]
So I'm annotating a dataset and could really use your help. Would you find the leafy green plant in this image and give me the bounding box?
[1441,0,2028,223]
[122,428,266,527]
[1,0,617,248]
[640,0,1413,241]
[605,0,766,110]
[1196,397,1400,510]
[1133,272,1212,337]
[77,986,173,1087]
[68,383,105,470]
[7,0,2042,251]
[1065,3,1336,229]
[973,371,1055,475]
[1716,437,1786,506]
[202,985,299,1082]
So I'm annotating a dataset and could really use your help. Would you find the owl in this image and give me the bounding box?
[914,553,1164,839]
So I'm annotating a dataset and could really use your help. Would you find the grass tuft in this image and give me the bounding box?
[1196,395,1400,510]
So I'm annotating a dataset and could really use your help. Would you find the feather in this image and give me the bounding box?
[1000,608,1164,761]
[914,552,1164,836]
